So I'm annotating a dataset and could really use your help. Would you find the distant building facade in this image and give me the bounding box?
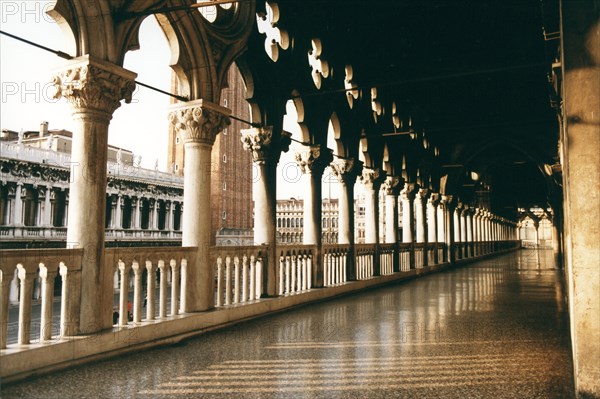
[0,123,183,248]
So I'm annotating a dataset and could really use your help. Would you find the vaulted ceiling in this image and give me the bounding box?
[238,0,562,219]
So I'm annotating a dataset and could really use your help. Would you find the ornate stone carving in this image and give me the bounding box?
[294,145,333,176]
[382,176,404,196]
[168,100,231,145]
[330,158,363,185]
[52,56,136,115]
[428,193,441,206]
[256,1,289,62]
[241,127,272,164]
[360,168,386,190]
[400,183,418,201]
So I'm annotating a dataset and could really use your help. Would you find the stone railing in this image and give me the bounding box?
[276,245,316,295]
[1,239,520,383]
[0,248,83,348]
[414,243,425,269]
[399,243,411,271]
[0,226,181,244]
[322,244,350,286]
[379,243,395,275]
[355,244,375,280]
[212,246,267,306]
[105,247,196,325]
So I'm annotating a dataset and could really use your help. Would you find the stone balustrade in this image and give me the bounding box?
[277,246,315,295]
[322,244,350,286]
[379,243,395,276]
[355,244,375,280]
[0,240,521,380]
[213,246,266,306]
[105,247,196,325]
[414,243,425,269]
[0,248,83,348]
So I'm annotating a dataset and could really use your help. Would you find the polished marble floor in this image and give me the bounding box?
[1,249,574,398]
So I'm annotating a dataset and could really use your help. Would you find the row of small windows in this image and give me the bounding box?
[278,217,303,228]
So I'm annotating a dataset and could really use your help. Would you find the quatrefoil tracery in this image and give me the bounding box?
[308,38,329,89]
[256,2,289,62]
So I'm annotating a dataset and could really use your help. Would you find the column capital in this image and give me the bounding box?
[169,99,231,145]
[360,168,386,190]
[400,182,418,200]
[330,158,363,186]
[295,145,333,176]
[52,55,137,116]
[241,127,273,163]
[381,176,403,196]
[428,193,441,206]
[416,187,429,200]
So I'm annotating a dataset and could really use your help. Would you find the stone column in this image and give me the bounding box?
[42,187,52,227]
[151,199,159,230]
[400,183,416,243]
[331,159,362,245]
[437,196,447,245]
[442,196,455,263]
[415,188,428,243]
[465,207,473,257]
[13,182,23,227]
[295,145,333,287]
[427,194,439,244]
[53,55,136,333]
[115,194,123,229]
[359,169,385,244]
[454,205,462,243]
[169,201,176,231]
[241,127,291,296]
[382,176,401,244]
[169,99,230,312]
[133,197,141,230]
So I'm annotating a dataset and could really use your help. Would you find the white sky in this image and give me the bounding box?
[1,2,171,170]
[0,1,344,199]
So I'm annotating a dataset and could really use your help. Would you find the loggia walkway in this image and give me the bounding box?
[1,249,574,399]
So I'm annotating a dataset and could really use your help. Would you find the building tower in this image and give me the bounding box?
[167,64,254,245]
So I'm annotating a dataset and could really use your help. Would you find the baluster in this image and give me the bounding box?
[59,263,77,336]
[234,256,240,304]
[216,257,223,307]
[170,259,180,316]
[249,255,255,300]
[307,254,312,290]
[278,255,284,296]
[290,252,296,293]
[242,255,248,303]
[180,259,188,313]
[118,261,129,326]
[16,265,35,345]
[285,253,291,294]
[158,260,167,318]
[255,255,262,299]
[342,252,347,283]
[132,261,143,323]
[39,264,57,341]
[146,261,156,320]
[297,252,303,291]
[302,253,308,291]
[225,256,232,306]
[1,269,11,349]
[324,253,329,286]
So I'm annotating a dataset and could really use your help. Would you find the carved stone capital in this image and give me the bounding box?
[241,127,272,164]
[330,158,363,186]
[428,193,440,206]
[381,176,403,196]
[360,168,386,190]
[294,145,333,176]
[169,99,231,145]
[52,56,137,116]
[400,182,418,201]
